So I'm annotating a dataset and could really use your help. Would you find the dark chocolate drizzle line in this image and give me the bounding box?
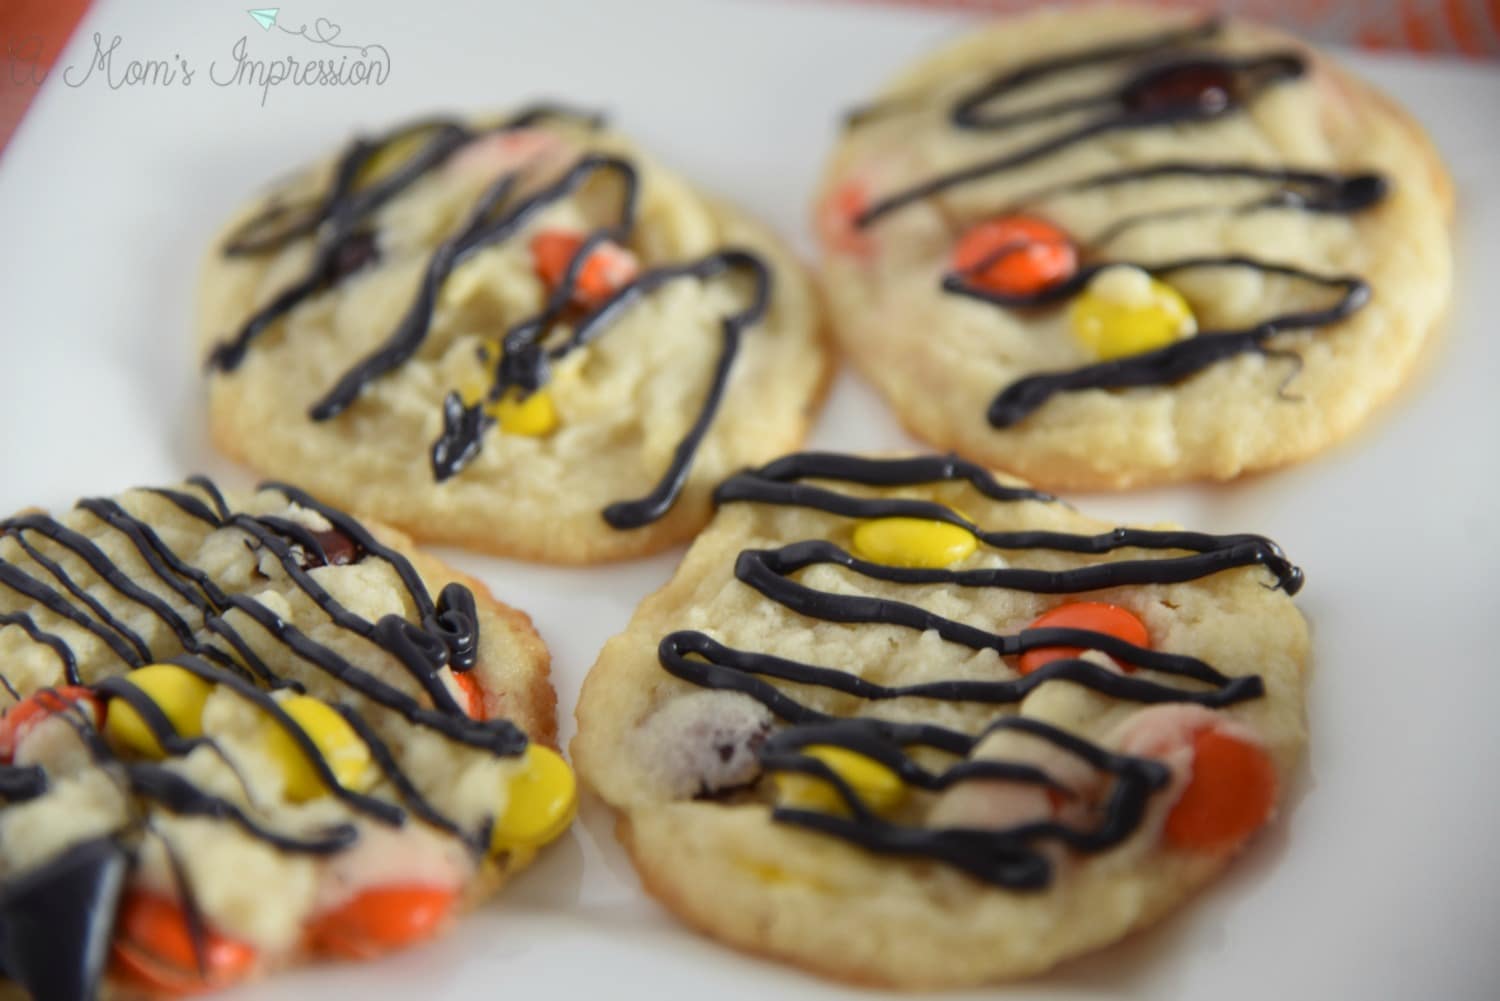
[244,481,525,749]
[0,477,533,954]
[153,828,212,983]
[79,496,279,686]
[891,50,1299,205]
[602,260,753,529]
[5,532,152,664]
[221,104,606,261]
[844,18,1222,129]
[853,42,1309,224]
[426,160,642,482]
[221,512,471,717]
[714,453,1302,593]
[224,118,469,259]
[126,766,357,855]
[310,154,640,422]
[7,514,249,679]
[91,676,264,804]
[659,453,1298,887]
[767,718,1169,888]
[433,249,774,529]
[591,250,766,527]
[0,556,147,670]
[331,703,475,847]
[996,163,1388,247]
[208,105,599,370]
[718,450,1052,505]
[659,634,1173,888]
[207,107,772,530]
[7,686,116,773]
[0,765,46,801]
[948,257,1370,427]
[843,19,1387,425]
[0,612,77,684]
[155,656,404,825]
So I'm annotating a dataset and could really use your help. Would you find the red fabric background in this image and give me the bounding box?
[0,0,92,153]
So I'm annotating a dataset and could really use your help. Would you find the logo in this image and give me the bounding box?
[60,8,391,106]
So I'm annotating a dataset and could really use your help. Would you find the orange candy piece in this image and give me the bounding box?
[529,229,638,307]
[303,885,458,960]
[1018,601,1149,675]
[951,215,1077,297]
[1164,728,1278,853]
[0,686,100,761]
[109,891,257,996]
[452,670,484,720]
[816,179,875,256]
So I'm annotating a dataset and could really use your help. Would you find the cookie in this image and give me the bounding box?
[0,478,570,1000]
[815,7,1452,489]
[199,106,828,563]
[573,452,1308,987]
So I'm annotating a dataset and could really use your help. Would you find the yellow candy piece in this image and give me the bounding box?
[1068,266,1197,361]
[852,515,976,569]
[263,695,375,803]
[103,664,214,759]
[486,388,558,437]
[355,129,439,190]
[774,745,906,816]
[490,744,577,853]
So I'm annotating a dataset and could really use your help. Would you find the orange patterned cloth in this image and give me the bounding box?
[0,0,93,152]
[848,0,1500,57]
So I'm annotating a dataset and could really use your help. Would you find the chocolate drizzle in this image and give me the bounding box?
[0,612,79,684]
[760,718,1169,888]
[0,765,46,801]
[961,258,1370,427]
[656,453,1300,887]
[207,105,775,530]
[0,478,531,993]
[434,249,773,528]
[843,18,1387,425]
[0,837,127,1001]
[308,154,640,424]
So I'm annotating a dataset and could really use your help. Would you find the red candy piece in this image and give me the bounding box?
[530,229,638,307]
[1164,728,1278,852]
[110,891,257,995]
[951,215,1077,297]
[1018,601,1149,675]
[303,885,458,960]
[0,686,100,762]
[816,179,875,256]
[1123,63,1238,116]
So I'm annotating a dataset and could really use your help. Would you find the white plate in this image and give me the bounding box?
[2,1,1498,998]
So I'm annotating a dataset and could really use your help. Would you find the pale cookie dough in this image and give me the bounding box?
[815,6,1452,489]
[573,452,1309,987]
[0,478,567,1000]
[200,107,828,563]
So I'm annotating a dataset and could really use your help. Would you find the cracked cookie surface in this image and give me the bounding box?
[815,6,1451,489]
[574,452,1308,987]
[0,478,566,999]
[200,108,827,562]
